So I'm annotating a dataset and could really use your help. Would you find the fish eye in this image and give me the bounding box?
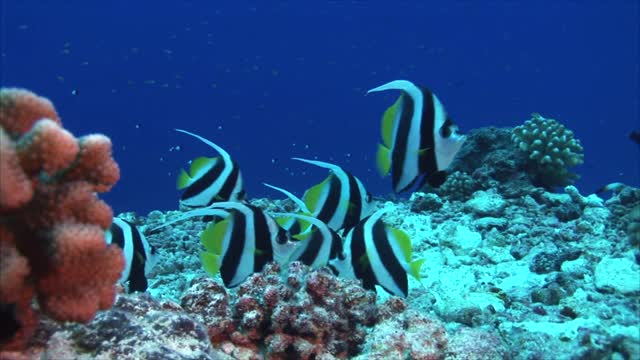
[365,192,372,202]
[440,125,451,138]
[338,252,346,260]
[277,229,289,244]
[440,117,457,138]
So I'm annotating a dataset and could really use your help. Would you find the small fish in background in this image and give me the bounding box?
[368,79,466,192]
[629,130,640,145]
[332,208,425,298]
[292,158,374,232]
[151,202,294,288]
[595,182,626,195]
[105,217,159,293]
[271,212,344,271]
[175,128,245,208]
[71,89,79,96]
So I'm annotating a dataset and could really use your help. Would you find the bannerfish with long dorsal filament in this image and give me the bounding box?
[330,208,425,298]
[292,158,373,232]
[263,182,314,235]
[150,201,294,288]
[368,80,466,192]
[105,217,159,293]
[270,212,344,270]
[175,128,244,208]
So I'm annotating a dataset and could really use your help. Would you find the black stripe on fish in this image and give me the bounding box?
[330,231,344,260]
[342,171,364,231]
[371,219,408,297]
[297,230,325,266]
[109,221,126,248]
[128,222,150,293]
[211,160,243,205]
[220,209,247,287]
[391,93,415,192]
[417,86,438,179]
[180,160,226,205]
[251,205,275,273]
[350,220,377,291]
[107,218,156,293]
[315,174,342,225]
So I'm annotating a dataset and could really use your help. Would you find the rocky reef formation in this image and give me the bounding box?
[3,120,638,359]
[431,115,585,202]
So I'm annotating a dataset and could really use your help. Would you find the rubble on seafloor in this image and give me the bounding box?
[5,181,638,360]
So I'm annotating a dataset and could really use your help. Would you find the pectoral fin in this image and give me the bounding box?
[200,219,229,254]
[200,251,221,277]
[408,258,426,280]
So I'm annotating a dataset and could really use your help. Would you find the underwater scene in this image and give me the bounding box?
[1,1,639,359]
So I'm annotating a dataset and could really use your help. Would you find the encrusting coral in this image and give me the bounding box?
[511,113,584,188]
[0,88,124,351]
[179,261,507,360]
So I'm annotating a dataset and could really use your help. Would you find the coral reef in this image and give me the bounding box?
[1,293,226,360]
[0,88,124,351]
[603,185,640,246]
[180,261,378,359]
[432,119,584,201]
[430,126,535,200]
[5,181,640,359]
[511,113,584,188]
[2,96,636,359]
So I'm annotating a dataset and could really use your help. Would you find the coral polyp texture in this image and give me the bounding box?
[181,261,378,359]
[0,88,124,351]
[511,113,584,188]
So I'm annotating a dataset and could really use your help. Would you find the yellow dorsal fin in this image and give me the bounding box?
[390,227,412,262]
[408,258,426,280]
[190,156,216,177]
[376,144,391,177]
[200,251,221,277]
[303,177,330,213]
[176,169,191,190]
[200,219,229,255]
[381,97,401,148]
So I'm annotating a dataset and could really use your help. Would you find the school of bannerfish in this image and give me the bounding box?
[110,79,467,298]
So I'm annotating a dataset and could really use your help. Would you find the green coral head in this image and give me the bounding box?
[512,113,584,188]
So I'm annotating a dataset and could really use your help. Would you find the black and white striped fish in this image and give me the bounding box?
[263,182,313,235]
[150,202,294,288]
[105,217,158,293]
[368,80,466,192]
[271,212,344,270]
[175,129,244,208]
[293,158,373,232]
[331,208,425,298]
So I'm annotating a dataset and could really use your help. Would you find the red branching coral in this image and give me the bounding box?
[0,88,124,351]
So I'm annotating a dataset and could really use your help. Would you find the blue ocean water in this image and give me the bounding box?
[2,1,638,215]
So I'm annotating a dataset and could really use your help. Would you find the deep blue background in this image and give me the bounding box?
[2,1,638,215]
